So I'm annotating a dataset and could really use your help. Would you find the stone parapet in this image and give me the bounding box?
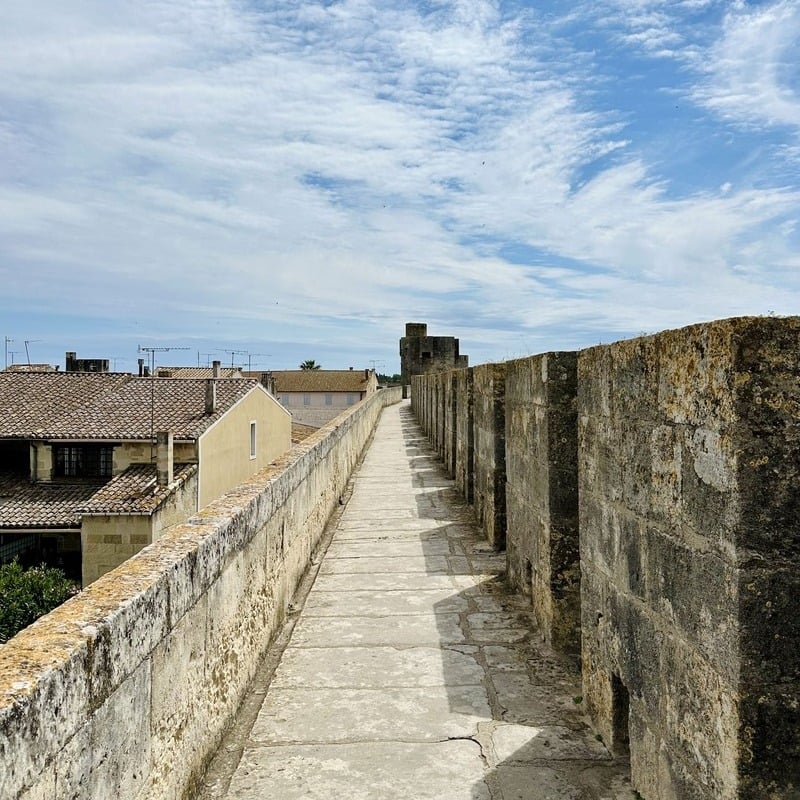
[0,387,402,800]
[578,317,800,800]
[505,352,579,658]
[410,317,800,799]
[472,362,507,550]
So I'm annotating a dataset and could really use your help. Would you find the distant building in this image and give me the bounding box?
[250,369,379,428]
[155,362,244,379]
[400,322,468,391]
[0,371,291,585]
[65,351,109,373]
[4,364,56,373]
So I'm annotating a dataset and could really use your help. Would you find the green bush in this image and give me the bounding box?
[0,561,79,644]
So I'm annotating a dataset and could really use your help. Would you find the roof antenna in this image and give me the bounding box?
[137,345,190,461]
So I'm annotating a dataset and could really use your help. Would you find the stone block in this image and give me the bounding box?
[55,661,152,800]
[580,317,800,800]
[454,368,474,503]
[473,362,507,550]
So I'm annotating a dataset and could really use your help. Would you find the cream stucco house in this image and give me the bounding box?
[0,371,291,585]
[249,368,379,428]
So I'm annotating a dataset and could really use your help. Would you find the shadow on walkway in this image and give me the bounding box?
[406,405,636,799]
[196,402,635,799]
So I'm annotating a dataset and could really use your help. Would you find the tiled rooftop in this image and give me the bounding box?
[155,367,244,379]
[255,370,373,393]
[0,474,101,529]
[0,461,198,528]
[0,372,261,440]
[4,364,57,373]
[82,463,197,515]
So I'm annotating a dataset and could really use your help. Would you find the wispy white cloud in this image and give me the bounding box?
[693,0,800,131]
[0,0,798,370]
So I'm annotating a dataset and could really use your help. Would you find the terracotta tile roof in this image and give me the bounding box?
[155,367,243,378]
[255,370,373,393]
[82,463,197,515]
[0,372,259,441]
[0,474,101,529]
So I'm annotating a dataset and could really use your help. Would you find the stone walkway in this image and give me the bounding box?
[198,401,635,800]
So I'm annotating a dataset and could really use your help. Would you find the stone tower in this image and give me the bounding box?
[400,322,468,391]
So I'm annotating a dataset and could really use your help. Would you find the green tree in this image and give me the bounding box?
[0,561,79,644]
[299,359,321,370]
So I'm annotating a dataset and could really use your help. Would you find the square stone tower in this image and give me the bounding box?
[400,322,468,388]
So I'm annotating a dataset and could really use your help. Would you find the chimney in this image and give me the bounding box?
[212,360,221,378]
[205,379,217,415]
[138,358,145,377]
[156,431,173,487]
[66,352,76,372]
[364,368,369,379]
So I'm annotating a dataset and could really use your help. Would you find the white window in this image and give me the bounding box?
[325,393,333,406]
[250,421,257,459]
[303,393,311,406]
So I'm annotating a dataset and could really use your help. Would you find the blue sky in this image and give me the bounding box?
[1,0,798,373]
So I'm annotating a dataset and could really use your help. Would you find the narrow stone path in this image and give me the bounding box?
[199,401,635,799]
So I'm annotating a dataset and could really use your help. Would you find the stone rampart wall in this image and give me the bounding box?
[410,316,799,800]
[505,352,579,658]
[454,367,474,503]
[0,387,402,800]
[472,363,507,550]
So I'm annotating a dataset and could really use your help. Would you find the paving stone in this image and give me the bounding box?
[325,539,452,556]
[226,741,491,800]
[249,686,490,743]
[492,674,586,728]
[312,571,466,592]
[318,555,450,574]
[479,722,611,765]
[270,645,485,689]
[199,402,633,800]
[303,589,468,616]
[289,613,464,647]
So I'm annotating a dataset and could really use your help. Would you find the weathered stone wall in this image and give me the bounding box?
[431,371,444,457]
[454,367,474,503]
[579,318,800,800]
[410,317,800,800]
[0,387,402,800]
[412,366,472,497]
[442,371,458,477]
[505,353,579,658]
[472,363,507,550]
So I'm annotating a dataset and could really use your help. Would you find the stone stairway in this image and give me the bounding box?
[197,401,635,800]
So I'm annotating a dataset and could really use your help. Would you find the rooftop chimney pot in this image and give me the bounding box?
[205,379,217,415]
[156,431,173,487]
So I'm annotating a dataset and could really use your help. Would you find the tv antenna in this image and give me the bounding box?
[4,337,12,370]
[222,349,248,369]
[137,344,190,376]
[24,339,41,365]
[137,345,190,457]
[245,353,271,372]
[368,360,385,372]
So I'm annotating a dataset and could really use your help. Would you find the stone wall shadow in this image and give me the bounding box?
[399,405,635,799]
